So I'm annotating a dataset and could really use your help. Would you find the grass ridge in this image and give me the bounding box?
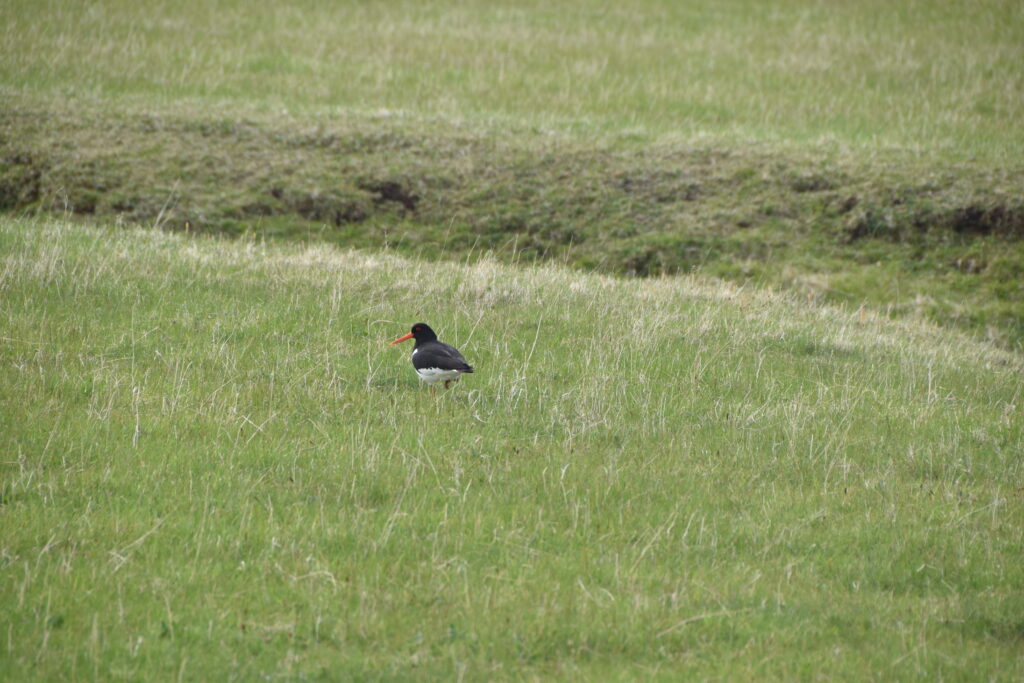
[3,97,1024,347]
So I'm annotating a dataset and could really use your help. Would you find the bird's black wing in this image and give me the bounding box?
[413,342,474,372]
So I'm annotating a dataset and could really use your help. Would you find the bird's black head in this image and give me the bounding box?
[390,322,438,346]
[409,323,437,342]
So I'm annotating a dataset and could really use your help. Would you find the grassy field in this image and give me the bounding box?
[3,0,1024,346]
[2,216,1022,679]
[3,0,1023,159]
[3,0,1024,678]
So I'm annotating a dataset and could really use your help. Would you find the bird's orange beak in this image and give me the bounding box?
[389,332,414,345]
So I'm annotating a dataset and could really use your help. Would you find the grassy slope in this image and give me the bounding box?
[3,99,1024,348]
[2,217,1022,679]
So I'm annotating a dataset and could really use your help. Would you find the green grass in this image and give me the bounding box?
[2,0,1023,161]
[2,2,1024,676]
[2,217,1023,679]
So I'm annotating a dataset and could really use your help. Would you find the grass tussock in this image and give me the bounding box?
[1,217,1022,679]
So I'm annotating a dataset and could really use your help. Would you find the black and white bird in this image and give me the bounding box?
[390,323,474,392]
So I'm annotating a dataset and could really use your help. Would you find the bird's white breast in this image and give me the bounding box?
[415,367,463,385]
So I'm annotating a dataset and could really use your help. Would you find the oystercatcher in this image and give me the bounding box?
[390,323,474,392]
